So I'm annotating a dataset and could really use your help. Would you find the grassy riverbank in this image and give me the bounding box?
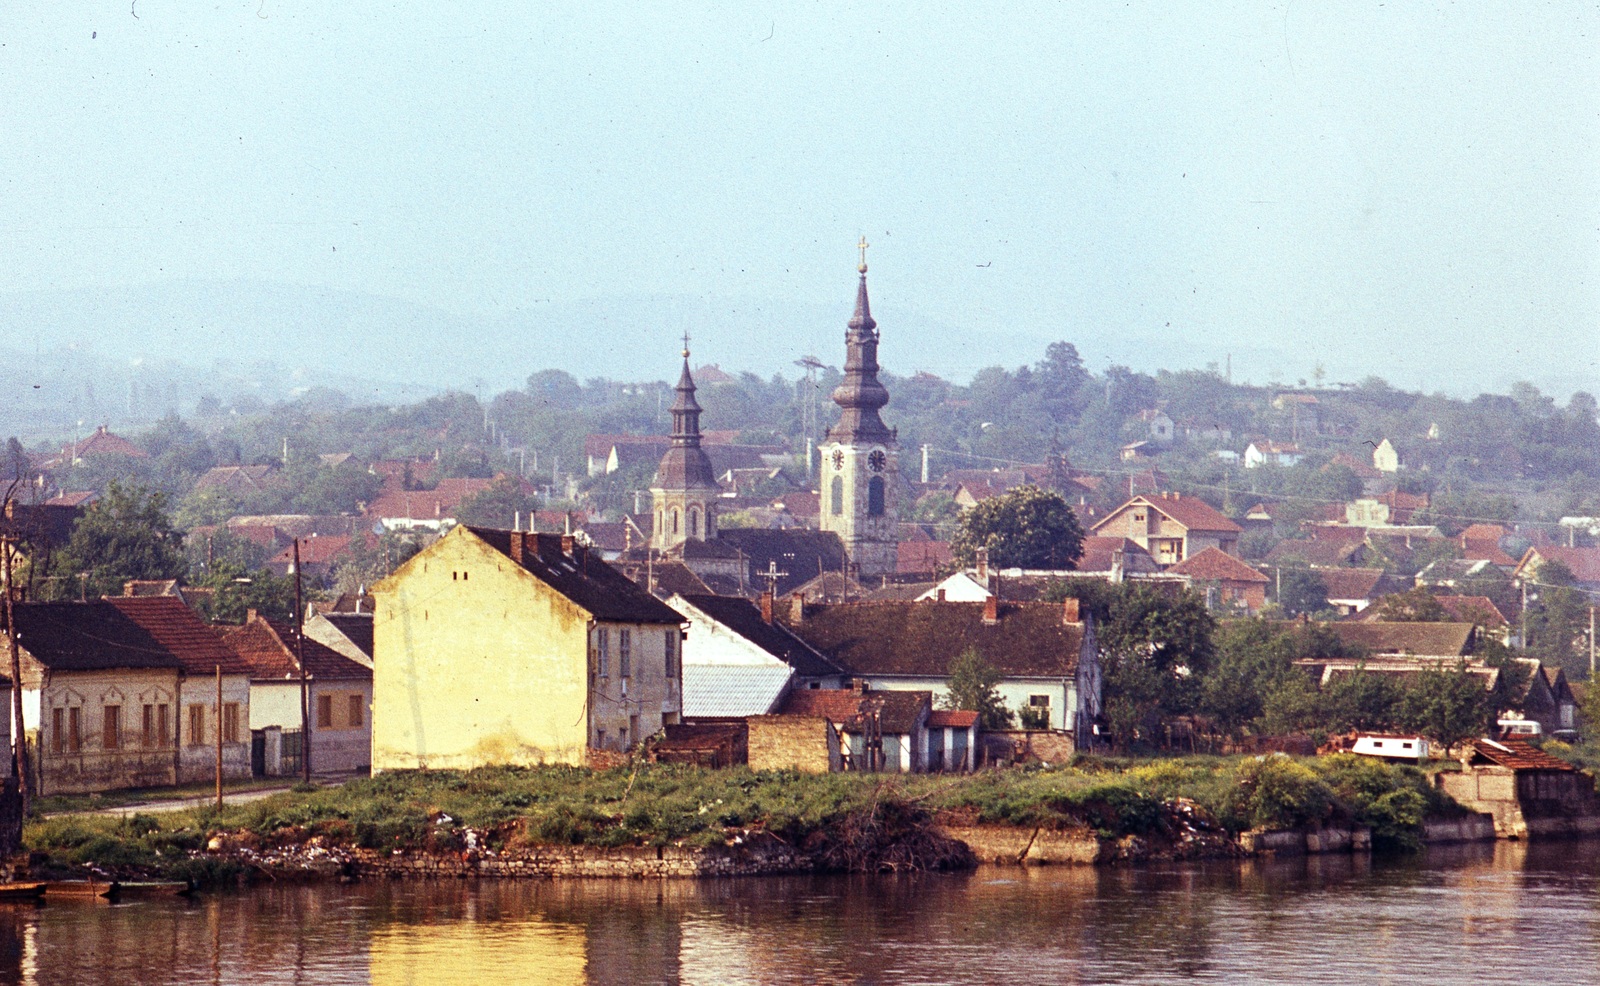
[22,753,1466,885]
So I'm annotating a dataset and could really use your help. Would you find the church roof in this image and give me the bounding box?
[653,355,720,491]
[826,265,894,446]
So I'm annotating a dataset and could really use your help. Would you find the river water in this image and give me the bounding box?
[8,840,1599,985]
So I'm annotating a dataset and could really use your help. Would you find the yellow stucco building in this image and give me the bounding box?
[371,526,686,770]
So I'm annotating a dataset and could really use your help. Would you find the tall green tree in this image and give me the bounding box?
[47,482,185,600]
[1398,663,1491,755]
[455,475,541,528]
[1059,581,1215,748]
[941,647,1013,730]
[1276,567,1330,617]
[1371,587,1449,622]
[951,484,1085,570]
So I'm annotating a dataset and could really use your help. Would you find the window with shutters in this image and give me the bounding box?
[596,627,610,677]
[619,628,632,678]
[188,705,205,746]
[103,705,121,750]
[317,694,334,728]
[51,708,64,754]
[348,694,365,728]
[223,703,240,743]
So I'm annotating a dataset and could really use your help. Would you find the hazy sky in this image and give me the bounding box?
[3,3,1597,395]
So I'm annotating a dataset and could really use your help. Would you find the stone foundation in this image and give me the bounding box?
[346,841,808,880]
[1239,824,1371,855]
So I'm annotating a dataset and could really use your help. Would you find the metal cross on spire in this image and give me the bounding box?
[857,235,869,273]
[681,330,691,359]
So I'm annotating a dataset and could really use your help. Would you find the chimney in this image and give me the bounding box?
[509,531,525,565]
[759,590,774,625]
[1062,597,1080,624]
[936,588,946,602]
[982,595,999,625]
[246,608,258,624]
[561,534,576,556]
[789,595,805,624]
[976,546,989,585]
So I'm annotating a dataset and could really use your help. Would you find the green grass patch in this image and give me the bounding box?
[23,755,1472,880]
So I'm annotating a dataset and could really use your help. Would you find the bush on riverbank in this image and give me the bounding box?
[24,755,1465,882]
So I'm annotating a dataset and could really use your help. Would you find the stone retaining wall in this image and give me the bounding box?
[348,841,808,880]
[941,825,1106,865]
[1422,815,1496,844]
[1238,824,1371,855]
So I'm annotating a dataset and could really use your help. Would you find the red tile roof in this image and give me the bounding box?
[927,709,979,729]
[1165,547,1267,583]
[44,491,97,507]
[364,478,498,522]
[778,687,931,734]
[897,540,953,575]
[1519,546,1600,585]
[1459,523,1508,544]
[57,426,146,461]
[219,616,372,682]
[268,534,353,566]
[1094,493,1241,536]
[1319,568,1386,601]
[781,601,1087,679]
[107,596,252,675]
[1434,595,1509,627]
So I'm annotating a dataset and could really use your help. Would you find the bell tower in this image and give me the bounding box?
[818,238,899,576]
[650,335,721,551]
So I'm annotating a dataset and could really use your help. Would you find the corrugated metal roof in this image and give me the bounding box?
[682,664,793,717]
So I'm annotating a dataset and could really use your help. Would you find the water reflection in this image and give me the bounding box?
[8,840,1600,985]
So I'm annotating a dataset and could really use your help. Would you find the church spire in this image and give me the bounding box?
[654,333,719,492]
[828,239,892,444]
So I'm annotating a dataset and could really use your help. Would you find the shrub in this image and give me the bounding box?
[1232,756,1335,830]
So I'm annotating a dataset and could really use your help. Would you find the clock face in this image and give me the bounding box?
[868,450,887,473]
[831,449,845,470]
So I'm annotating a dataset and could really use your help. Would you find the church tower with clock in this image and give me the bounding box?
[818,239,899,576]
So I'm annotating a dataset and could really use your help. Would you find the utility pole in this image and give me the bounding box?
[3,538,27,807]
[1590,606,1595,678]
[215,664,223,809]
[293,539,311,783]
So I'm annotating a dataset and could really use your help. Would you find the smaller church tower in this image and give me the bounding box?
[818,239,899,576]
[650,338,721,552]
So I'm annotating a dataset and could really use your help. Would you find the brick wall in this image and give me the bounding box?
[747,715,838,773]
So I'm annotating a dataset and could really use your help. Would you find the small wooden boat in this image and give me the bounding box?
[41,881,115,900]
[111,881,191,899]
[0,883,46,902]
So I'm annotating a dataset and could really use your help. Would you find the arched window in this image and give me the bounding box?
[688,506,701,539]
[671,508,680,535]
[831,477,844,515]
[868,476,886,517]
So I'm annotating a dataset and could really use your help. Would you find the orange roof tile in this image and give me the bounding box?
[1165,547,1268,582]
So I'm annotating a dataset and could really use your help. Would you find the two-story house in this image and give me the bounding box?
[370,526,686,770]
[1090,493,1241,567]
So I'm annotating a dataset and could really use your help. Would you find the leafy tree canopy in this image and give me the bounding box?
[47,481,185,600]
[1371,587,1449,622]
[950,484,1085,570]
[941,647,1013,730]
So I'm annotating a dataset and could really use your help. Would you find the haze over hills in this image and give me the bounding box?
[1,277,1594,443]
